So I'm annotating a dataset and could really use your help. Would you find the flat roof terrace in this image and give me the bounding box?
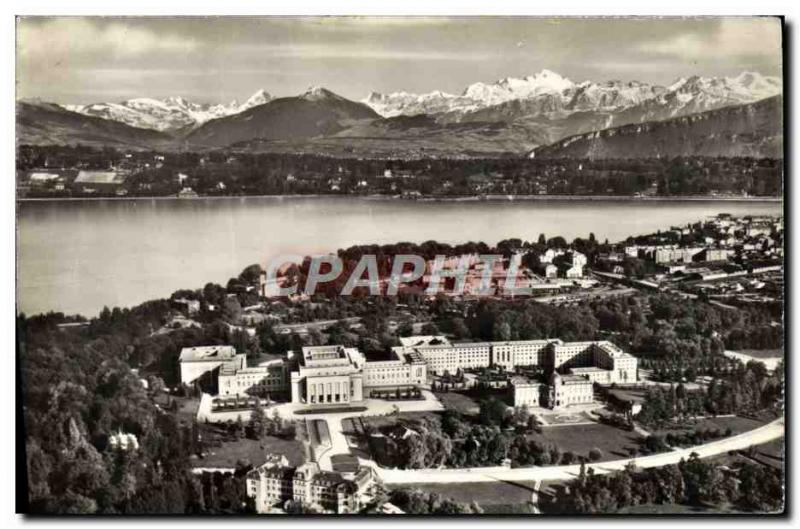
[179,345,237,363]
[302,345,347,364]
[300,345,364,370]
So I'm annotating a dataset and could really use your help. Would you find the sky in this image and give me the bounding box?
[16,16,783,105]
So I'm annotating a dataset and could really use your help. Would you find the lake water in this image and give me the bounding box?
[17,196,782,317]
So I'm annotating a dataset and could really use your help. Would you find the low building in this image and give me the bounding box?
[605,389,645,416]
[172,297,200,314]
[549,372,594,408]
[179,345,241,384]
[658,263,687,274]
[693,248,731,263]
[178,187,199,198]
[653,246,704,264]
[73,169,128,192]
[28,170,65,188]
[108,431,139,451]
[511,376,544,407]
[554,251,586,279]
[218,359,289,397]
[534,262,557,279]
[363,347,427,395]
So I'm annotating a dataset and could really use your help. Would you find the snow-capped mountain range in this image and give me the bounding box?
[63,89,272,132]
[52,70,780,156]
[362,69,781,120]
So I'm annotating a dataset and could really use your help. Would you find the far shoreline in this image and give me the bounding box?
[15,193,784,204]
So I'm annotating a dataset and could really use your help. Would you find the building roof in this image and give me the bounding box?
[594,341,634,359]
[75,170,127,185]
[29,171,62,181]
[570,366,609,374]
[179,345,237,362]
[330,454,360,474]
[553,372,593,385]
[313,471,349,488]
[607,389,646,404]
[511,375,540,386]
[300,345,364,369]
[399,335,451,347]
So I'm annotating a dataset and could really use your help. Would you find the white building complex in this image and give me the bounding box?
[179,336,637,410]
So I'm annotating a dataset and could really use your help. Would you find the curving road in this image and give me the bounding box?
[369,417,784,484]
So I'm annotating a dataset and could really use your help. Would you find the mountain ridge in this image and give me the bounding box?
[530,95,783,160]
[16,72,783,158]
[183,86,380,148]
[16,101,173,150]
[363,69,781,120]
[62,89,273,133]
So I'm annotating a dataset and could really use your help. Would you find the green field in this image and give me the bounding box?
[753,438,785,461]
[394,480,539,507]
[154,394,200,425]
[193,435,306,468]
[362,411,441,430]
[529,422,645,461]
[735,349,783,359]
[437,391,480,415]
[649,415,766,438]
[617,503,754,515]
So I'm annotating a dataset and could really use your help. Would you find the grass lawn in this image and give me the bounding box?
[749,438,785,470]
[481,503,538,514]
[340,417,372,459]
[362,411,441,430]
[606,387,647,402]
[154,394,200,425]
[194,435,306,468]
[437,391,480,415]
[753,438,785,461]
[735,349,783,359]
[617,503,753,515]
[694,415,766,434]
[712,437,785,470]
[649,415,766,438]
[393,480,539,507]
[294,406,368,415]
[529,423,644,461]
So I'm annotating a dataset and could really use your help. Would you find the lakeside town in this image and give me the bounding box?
[19,213,784,514]
[16,146,783,200]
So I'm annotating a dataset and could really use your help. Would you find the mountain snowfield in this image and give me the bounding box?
[63,89,273,132]
[362,69,782,120]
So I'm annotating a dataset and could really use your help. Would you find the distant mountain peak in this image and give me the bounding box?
[302,86,339,101]
[525,69,572,83]
[60,90,275,133]
[240,89,272,111]
[362,69,781,121]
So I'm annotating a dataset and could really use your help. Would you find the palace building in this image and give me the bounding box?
[179,336,636,409]
[288,345,366,405]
